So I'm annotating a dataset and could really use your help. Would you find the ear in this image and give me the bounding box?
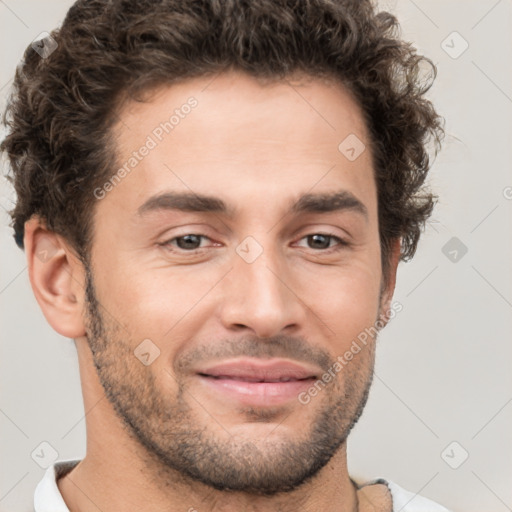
[378,238,401,326]
[24,217,87,339]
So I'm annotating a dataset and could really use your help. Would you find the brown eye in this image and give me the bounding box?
[170,234,206,250]
[298,234,345,251]
[307,234,332,249]
[177,234,202,249]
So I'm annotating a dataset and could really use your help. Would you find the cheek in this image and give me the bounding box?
[299,264,381,350]
[93,262,221,345]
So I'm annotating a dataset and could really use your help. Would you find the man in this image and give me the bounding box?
[2,0,447,510]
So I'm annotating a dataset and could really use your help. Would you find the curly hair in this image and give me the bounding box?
[1,0,443,273]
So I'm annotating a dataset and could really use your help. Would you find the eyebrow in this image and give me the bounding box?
[137,190,367,219]
[291,191,367,218]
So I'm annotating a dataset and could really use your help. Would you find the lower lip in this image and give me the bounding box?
[198,376,315,406]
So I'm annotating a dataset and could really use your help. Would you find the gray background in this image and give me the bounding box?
[1,1,511,511]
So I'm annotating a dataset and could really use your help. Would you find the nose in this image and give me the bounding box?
[219,245,305,339]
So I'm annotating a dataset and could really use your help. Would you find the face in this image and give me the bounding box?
[84,71,389,494]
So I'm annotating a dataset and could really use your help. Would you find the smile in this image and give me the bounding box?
[196,358,319,406]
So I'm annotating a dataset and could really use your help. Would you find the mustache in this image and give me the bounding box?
[174,334,333,375]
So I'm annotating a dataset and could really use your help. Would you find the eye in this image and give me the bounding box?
[161,233,347,254]
[165,234,211,251]
[296,233,347,251]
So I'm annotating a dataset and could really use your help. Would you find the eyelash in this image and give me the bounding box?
[161,233,349,254]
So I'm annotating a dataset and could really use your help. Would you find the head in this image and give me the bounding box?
[2,0,442,496]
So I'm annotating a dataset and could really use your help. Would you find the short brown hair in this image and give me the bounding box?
[2,0,443,271]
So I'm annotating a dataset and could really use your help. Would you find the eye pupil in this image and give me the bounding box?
[177,234,201,249]
[308,234,330,249]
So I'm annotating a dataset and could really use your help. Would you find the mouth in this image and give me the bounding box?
[196,358,319,406]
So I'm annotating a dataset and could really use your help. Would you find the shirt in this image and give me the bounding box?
[34,459,451,512]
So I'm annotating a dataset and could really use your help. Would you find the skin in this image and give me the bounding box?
[25,71,399,511]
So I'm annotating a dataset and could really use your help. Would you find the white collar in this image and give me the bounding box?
[34,459,80,512]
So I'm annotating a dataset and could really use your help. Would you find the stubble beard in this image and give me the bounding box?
[83,266,375,495]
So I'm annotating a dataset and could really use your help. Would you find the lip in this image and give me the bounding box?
[196,358,320,407]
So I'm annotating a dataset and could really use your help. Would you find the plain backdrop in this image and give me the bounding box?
[1,1,511,511]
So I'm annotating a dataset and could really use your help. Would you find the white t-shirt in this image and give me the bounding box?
[34,460,451,512]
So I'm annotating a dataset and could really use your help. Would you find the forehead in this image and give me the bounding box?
[103,71,375,220]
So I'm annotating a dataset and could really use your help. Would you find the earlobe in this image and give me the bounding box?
[24,217,87,339]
